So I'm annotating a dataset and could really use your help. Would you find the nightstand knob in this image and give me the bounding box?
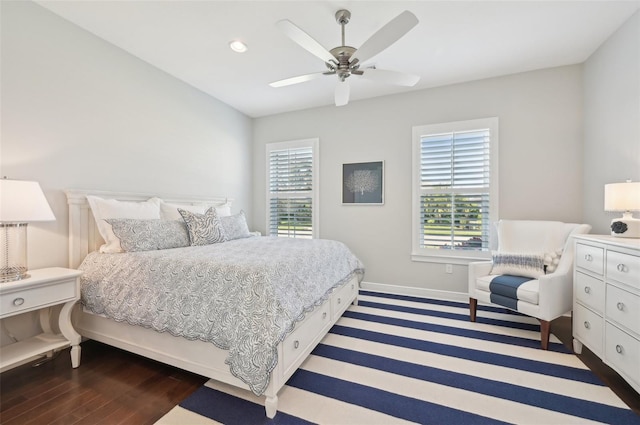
[616,302,625,311]
[584,286,591,294]
[12,297,25,307]
[615,344,623,354]
[584,321,591,329]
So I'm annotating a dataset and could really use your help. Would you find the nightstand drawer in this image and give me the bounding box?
[607,250,640,290]
[573,303,603,356]
[576,243,604,275]
[575,271,605,313]
[0,278,77,318]
[606,285,640,335]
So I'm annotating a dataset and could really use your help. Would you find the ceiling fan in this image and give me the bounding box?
[270,9,420,107]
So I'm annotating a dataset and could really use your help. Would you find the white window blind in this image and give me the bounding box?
[412,118,498,262]
[267,139,318,239]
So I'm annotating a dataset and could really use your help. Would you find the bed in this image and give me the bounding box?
[65,189,362,418]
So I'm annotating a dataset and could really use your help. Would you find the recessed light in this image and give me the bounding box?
[229,40,248,53]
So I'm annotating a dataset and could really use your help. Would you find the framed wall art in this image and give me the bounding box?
[342,161,384,205]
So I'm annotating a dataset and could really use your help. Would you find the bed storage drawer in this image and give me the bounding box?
[331,280,356,320]
[282,301,331,373]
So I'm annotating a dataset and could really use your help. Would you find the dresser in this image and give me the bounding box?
[572,235,640,394]
[0,267,82,372]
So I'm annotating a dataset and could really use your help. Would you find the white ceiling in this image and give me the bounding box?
[36,1,640,118]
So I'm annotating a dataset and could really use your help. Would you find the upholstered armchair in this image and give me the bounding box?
[468,220,591,349]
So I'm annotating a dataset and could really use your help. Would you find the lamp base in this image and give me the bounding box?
[0,268,30,283]
[610,213,640,238]
[1,223,30,283]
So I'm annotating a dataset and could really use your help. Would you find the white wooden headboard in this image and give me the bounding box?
[65,189,232,269]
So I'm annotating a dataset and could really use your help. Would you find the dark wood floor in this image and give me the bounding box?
[1,316,639,424]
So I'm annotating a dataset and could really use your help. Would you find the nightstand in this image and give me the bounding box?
[0,267,82,372]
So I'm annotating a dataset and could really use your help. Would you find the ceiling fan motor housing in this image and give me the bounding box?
[328,46,358,80]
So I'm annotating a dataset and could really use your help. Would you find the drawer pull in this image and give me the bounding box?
[583,321,591,329]
[616,302,625,311]
[615,344,623,354]
[12,297,25,307]
[322,312,327,320]
[294,340,299,349]
[616,263,628,273]
[584,286,591,294]
[584,254,593,262]
[337,297,341,305]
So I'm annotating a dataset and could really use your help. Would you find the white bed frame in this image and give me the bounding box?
[65,189,359,418]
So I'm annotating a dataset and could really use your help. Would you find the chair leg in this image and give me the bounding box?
[469,298,477,322]
[540,320,550,350]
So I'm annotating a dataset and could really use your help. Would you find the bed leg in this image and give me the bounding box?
[352,295,358,306]
[265,395,278,418]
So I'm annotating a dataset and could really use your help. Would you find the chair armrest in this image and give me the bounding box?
[537,270,573,321]
[468,261,493,296]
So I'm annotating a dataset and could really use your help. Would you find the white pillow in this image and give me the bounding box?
[86,196,161,253]
[156,198,231,220]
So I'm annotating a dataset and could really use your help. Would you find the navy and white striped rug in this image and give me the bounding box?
[157,291,639,424]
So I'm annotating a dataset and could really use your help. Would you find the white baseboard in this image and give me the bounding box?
[359,281,469,303]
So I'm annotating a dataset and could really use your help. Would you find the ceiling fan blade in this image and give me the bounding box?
[351,10,418,64]
[361,68,420,86]
[276,19,336,64]
[269,72,328,88]
[335,80,350,106]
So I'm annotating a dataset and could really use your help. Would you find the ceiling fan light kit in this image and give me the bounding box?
[270,9,420,107]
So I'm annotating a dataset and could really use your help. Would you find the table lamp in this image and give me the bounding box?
[604,180,640,238]
[0,178,56,282]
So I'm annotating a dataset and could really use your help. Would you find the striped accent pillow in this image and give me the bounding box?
[178,207,227,246]
[490,251,545,278]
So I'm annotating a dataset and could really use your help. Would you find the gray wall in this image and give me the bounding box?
[253,65,584,295]
[583,11,640,234]
[1,1,253,272]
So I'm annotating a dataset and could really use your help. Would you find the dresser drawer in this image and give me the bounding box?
[0,278,77,319]
[606,285,640,335]
[605,323,640,389]
[282,301,331,373]
[607,250,640,290]
[573,304,603,356]
[576,243,604,275]
[575,272,605,313]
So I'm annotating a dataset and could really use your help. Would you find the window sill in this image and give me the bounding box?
[411,252,490,265]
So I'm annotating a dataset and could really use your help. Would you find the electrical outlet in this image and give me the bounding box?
[445,264,453,274]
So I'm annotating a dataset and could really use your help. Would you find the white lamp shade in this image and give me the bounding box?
[0,179,56,223]
[604,181,640,212]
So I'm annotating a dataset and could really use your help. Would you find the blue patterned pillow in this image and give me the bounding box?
[219,210,251,240]
[106,219,189,252]
[490,251,545,278]
[178,207,227,246]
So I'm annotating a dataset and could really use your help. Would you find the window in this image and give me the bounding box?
[266,139,319,238]
[412,118,498,263]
